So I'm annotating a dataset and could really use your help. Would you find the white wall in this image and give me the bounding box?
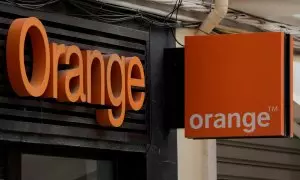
[176,28,217,180]
[293,55,300,137]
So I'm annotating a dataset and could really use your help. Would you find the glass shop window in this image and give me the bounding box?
[22,154,113,180]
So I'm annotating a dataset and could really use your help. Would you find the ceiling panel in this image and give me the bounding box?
[229,0,300,26]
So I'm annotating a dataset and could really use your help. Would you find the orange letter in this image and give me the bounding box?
[6,17,50,97]
[125,56,145,110]
[82,50,105,105]
[96,54,125,127]
[57,45,86,102]
[44,43,66,99]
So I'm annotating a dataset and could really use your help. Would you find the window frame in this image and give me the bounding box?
[4,142,146,180]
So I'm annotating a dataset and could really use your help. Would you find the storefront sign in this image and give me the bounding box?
[185,32,293,139]
[6,17,145,127]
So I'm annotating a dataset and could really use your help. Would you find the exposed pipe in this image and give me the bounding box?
[196,0,229,35]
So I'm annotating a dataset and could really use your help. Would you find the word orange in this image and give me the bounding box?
[185,32,293,138]
[6,17,145,127]
[189,111,271,133]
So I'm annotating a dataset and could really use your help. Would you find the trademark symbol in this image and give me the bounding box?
[268,106,279,112]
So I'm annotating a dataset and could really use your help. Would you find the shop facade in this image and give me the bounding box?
[0,2,177,180]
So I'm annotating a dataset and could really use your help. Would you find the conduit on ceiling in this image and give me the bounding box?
[196,0,228,35]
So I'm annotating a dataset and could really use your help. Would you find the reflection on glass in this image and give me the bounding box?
[22,154,113,180]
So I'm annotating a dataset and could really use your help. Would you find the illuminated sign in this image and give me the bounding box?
[6,17,145,127]
[185,32,293,138]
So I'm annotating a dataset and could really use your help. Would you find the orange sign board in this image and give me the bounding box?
[185,32,293,139]
[6,17,145,128]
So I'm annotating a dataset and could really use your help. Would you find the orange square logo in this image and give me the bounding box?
[184,32,293,139]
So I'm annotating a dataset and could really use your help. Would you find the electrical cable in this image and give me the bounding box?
[1,0,205,28]
[68,0,202,28]
[67,0,137,23]
[5,0,60,9]
[228,7,288,25]
[69,0,192,45]
[165,0,180,22]
[171,0,185,46]
[171,29,184,46]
